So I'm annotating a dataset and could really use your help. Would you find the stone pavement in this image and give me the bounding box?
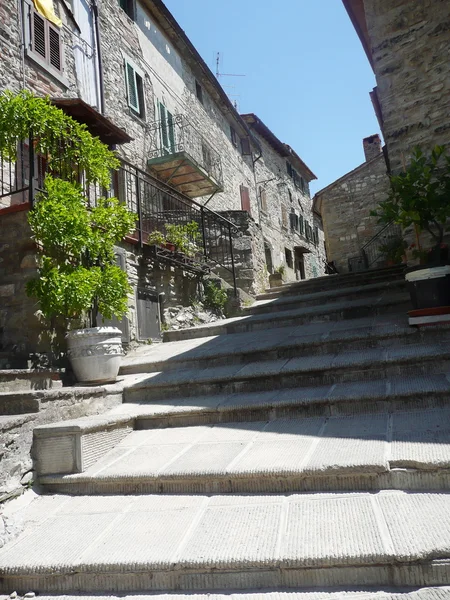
[1,266,450,596]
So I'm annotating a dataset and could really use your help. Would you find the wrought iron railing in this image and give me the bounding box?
[148,114,223,187]
[361,220,402,269]
[0,136,237,291]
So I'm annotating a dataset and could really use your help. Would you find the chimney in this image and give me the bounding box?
[363,134,382,162]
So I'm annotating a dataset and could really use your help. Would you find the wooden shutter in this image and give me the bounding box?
[241,137,251,155]
[48,23,61,70]
[240,184,251,214]
[33,10,46,58]
[299,214,304,235]
[126,62,139,113]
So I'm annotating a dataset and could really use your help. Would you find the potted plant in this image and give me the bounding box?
[371,145,450,322]
[1,91,137,383]
[148,230,174,251]
[27,178,136,383]
[269,265,285,288]
[165,221,201,257]
[378,237,407,266]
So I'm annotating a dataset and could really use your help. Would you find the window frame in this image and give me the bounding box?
[123,54,146,120]
[195,80,204,105]
[23,0,68,86]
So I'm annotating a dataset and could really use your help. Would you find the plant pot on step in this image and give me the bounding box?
[269,273,283,288]
[405,265,450,326]
[66,326,124,384]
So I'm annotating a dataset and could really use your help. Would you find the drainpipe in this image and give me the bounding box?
[252,149,263,226]
[91,0,105,114]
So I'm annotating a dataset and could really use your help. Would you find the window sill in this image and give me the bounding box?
[25,49,70,88]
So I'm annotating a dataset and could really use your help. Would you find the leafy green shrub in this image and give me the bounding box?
[203,280,227,314]
[165,221,200,256]
[27,178,136,325]
[378,237,407,264]
[0,90,137,328]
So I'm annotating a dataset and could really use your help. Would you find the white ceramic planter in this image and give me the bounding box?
[66,327,123,384]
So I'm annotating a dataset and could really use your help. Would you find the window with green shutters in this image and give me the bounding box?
[124,59,145,119]
[159,102,175,155]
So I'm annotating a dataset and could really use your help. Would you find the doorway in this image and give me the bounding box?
[294,248,306,280]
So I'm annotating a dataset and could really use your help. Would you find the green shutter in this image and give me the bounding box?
[125,62,139,113]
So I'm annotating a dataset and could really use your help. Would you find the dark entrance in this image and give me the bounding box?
[294,247,307,281]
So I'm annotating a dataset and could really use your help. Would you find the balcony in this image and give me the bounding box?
[147,114,223,199]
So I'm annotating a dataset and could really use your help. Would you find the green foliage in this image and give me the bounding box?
[0,90,118,187]
[165,221,200,256]
[0,90,138,327]
[274,265,285,276]
[147,230,166,246]
[371,146,450,245]
[203,279,228,314]
[27,179,136,323]
[378,237,407,264]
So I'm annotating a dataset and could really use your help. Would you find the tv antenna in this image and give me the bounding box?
[215,52,246,80]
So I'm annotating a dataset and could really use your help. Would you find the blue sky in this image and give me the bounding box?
[163,0,380,194]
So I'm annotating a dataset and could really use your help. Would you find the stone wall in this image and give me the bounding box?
[217,211,268,295]
[0,206,52,361]
[365,0,450,174]
[248,130,326,283]
[315,153,391,273]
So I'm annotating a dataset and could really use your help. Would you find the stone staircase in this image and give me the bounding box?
[1,266,450,597]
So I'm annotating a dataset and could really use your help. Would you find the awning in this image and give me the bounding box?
[51,98,133,146]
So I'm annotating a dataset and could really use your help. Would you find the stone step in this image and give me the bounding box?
[122,315,448,376]
[246,279,406,316]
[1,490,450,592]
[33,374,450,478]
[258,265,405,299]
[163,292,411,342]
[39,408,450,495]
[0,369,62,393]
[23,589,450,600]
[124,341,450,403]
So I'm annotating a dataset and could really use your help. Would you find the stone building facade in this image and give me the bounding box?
[0,0,322,360]
[242,114,326,283]
[343,0,450,174]
[313,135,391,273]
[343,0,450,252]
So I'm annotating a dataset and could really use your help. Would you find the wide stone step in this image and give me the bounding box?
[33,374,450,479]
[163,292,410,342]
[0,369,62,393]
[39,408,450,495]
[1,490,450,592]
[258,265,405,299]
[250,279,406,313]
[24,589,450,600]
[124,342,450,403]
[122,315,447,376]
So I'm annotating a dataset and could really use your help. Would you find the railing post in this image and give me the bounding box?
[200,206,208,259]
[135,167,143,248]
[229,223,237,296]
[28,131,35,207]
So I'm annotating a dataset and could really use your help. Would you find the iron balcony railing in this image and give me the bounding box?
[0,135,237,292]
[148,114,223,187]
[361,220,402,269]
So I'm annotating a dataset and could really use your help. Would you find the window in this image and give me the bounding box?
[124,59,145,119]
[281,205,288,229]
[260,187,267,213]
[159,102,175,153]
[289,212,299,231]
[240,137,252,155]
[230,126,238,148]
[313,226,319,246]
[288,189,293,203]
[299,214,304,236]
[195,80,203,104]
[285,248,293,269]
[119,0,135,20]
[26,3,63,76]
[240,184,251,214]
[305,221,312,241]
